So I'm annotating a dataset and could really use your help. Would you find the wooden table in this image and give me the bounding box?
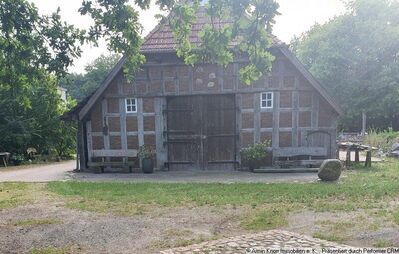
[0,152,10,167]
[338,142,376,167]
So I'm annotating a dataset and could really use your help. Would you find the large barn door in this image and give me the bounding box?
[203,95,237,170]
[166,96,202,170]
[166,95,236,170]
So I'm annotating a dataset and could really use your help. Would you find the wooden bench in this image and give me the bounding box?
[87,149,138,173]
[273,147,327,168]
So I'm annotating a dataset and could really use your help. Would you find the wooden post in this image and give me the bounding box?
[365,150,372,167]
[272,92,280,148]
[311,92,319,129]
[101,99,110,169]
[236,94,242,170]
[86,121,93,164]
[79,120,87,171]
[361,111,367,136]
[254,93,261,143]
[118,78,128,171]
[76,127,80,171]
[355,149,360,163]
[137,98,144,168]
[292,80,299,147]
[346,148,351,168]
[155,97,167,170]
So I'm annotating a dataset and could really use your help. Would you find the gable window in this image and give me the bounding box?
[261,92,273,109]
[126,98,137,113]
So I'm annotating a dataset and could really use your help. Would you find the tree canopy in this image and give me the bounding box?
[292,0,399,131]
[0,0,82,156]
[78,0,280,83]
[158,0,280,84]
[61,54,120,101]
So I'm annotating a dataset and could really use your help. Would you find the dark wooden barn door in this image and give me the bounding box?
[202,95,237,170]
[166,95,236,170]
[166,96,202,170]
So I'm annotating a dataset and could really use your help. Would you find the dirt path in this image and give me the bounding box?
[0,160,320,183]
[73,170,319,183]
[1,182,398,253]
[0,200,244,254]
[0,161,75,182]
[1,200,396,253]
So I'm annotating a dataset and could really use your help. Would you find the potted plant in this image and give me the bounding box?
[240,140,272,171]
[11,154,24,166]
[138,145,155,174]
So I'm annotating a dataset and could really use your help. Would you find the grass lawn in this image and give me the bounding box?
[51,160,399,243]
[1,160,399,252]
[47,161,399,212]
[47,161,399,237]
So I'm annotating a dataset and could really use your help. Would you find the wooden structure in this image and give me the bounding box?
[88,149,138,173]
[66,7,343,171]
[0,152,10,167]
[338,142,376,168]
[273,147,327,168]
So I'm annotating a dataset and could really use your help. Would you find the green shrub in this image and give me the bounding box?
[10,154,25,161]
[240,140,272,170]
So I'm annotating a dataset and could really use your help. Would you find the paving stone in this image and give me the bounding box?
[160,230,351,254]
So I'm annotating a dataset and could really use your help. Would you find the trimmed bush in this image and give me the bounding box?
[240,140,272,171]
[318,159,343,182]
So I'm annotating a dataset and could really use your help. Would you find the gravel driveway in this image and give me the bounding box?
[73,170,318,183]
[0,160,319,183]
[0,161,75,182]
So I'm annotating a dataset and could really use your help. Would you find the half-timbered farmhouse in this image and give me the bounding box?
[68,7,343,171]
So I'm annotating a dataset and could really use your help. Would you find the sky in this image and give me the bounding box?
[30,0,346,74]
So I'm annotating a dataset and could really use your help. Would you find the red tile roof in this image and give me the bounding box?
[141,7,283,53]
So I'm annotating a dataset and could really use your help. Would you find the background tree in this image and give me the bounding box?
[0,0,83,156]
[61,54,120,101]
[292,0,399,131]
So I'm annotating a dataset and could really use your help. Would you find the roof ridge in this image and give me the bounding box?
[140,6,284,53]
[142,15,169,45]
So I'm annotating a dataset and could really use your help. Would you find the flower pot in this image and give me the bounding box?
[141,158,154,174]
[248,159,262,171]
[242,154,272,171]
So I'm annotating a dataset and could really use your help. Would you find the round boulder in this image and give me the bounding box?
[318,159,343,182]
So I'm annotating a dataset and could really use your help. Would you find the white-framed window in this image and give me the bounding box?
[261,92,273,109]
[126,98,137,113]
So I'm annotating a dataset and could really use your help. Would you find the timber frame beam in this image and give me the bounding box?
[77,46,343,122]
